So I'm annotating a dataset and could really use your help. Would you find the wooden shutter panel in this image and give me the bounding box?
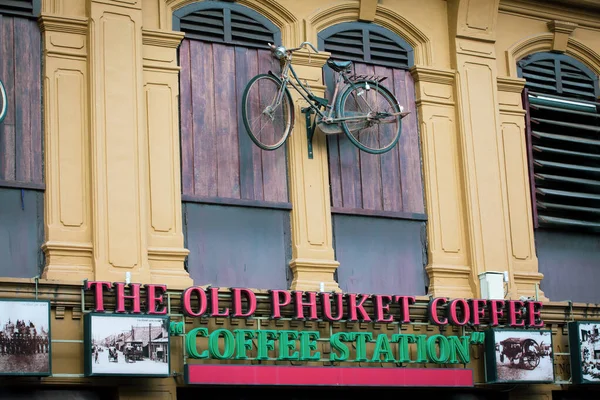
[0,14,43,188]
[319,23,424,217]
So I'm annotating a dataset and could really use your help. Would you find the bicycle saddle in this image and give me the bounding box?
[327,59,352,72]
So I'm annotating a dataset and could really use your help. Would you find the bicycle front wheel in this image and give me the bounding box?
[242,74,294,151]
[337,81,402,154]
[0,79,7,124]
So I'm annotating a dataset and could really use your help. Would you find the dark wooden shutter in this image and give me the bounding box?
[519,53,600,233]
[179,39,289,206]
[0,13,43,189]
[319,23,424,218]
[0,0,36,18]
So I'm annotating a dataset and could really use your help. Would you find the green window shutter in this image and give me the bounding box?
[519,53,600,233]
[0,0,36,18]
[174,3,280,49]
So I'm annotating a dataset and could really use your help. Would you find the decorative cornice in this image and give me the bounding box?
[410,65,456,85]
[142,28,185,48]
[499,0,600,30]
[38,15,88,35]
[547,20,578,35]
[148,246,190,262]
[497,76,526,93]
[290,51,331,68]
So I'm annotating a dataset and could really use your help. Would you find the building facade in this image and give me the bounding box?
[0,0,599,398]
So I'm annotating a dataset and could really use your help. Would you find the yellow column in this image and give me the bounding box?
[449,0,510,294]
[449,0,543,297]
[40,4,93,281]
[411,66,474,298]
[497,77,546,300]
[141,29,193,289]
[287,51,340,292]
[88,0,150,283]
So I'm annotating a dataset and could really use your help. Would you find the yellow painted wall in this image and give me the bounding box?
[3,0,600,398]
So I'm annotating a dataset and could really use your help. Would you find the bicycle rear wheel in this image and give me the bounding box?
[337,81,402,154]
[0,80,7,124]
[242,74,294,151]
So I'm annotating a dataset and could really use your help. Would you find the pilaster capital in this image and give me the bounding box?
[142,28,184,48]
[39,15,88,34]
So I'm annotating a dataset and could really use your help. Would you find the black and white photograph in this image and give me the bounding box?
[84,314,170,377]
[568,321,600,384]
[0,300,51,376]
[485,329,553,383]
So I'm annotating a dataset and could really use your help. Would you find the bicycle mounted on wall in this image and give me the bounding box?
[0,80,6,124]
[241,41,409,157]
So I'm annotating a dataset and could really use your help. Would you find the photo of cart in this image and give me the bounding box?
[498,337,548,370]
[485,329,554,383]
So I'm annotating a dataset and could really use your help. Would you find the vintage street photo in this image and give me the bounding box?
[486,330,553,383]
[86,314,169,376]
[572,322,600,383]
[0,300,50,375]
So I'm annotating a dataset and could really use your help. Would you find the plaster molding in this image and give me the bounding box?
[306,2,432,66]
[499,0,600,30]
[142,28,184,48]
[38,15,88,35]
[547,20,578,35]
[410,66,456,85]
[497,76,526,93]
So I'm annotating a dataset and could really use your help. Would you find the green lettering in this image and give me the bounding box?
[448,335,470,364]
[329,332,350,362]
[426,334,449,364]
[298,331,320,361]
[256,330,277,360]
[208,328,235,360]
[391,334,415,363]
[414,334,429,363]
[185,327,208,359]
[233,329,255,360]
[371,334,396,363]
[277,330,299,360]
[352,332,373,362]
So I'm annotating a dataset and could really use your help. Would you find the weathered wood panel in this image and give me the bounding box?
[0,188,43,278]
[184,203,290,289]
[179,38,288,205]
[536,229,600,303]
[326,63,424,216]
[0,15,42,187]
[332,214,427,295]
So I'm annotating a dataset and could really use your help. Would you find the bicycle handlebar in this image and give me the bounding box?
[267,41,319,59]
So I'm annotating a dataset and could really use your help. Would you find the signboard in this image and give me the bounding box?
[82,281,547,386]
[0,299,51,376]
[568,321,600,384]
[484,329,554,383]
[84,313,170,377]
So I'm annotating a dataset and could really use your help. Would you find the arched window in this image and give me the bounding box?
[0,0,44,278]
[519,52,600,303]
[174,2,291,289]
[318,22,426,295]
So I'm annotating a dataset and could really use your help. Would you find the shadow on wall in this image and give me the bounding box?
[536,229,600,304]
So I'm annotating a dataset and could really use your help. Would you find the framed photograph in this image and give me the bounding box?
[568,321,600,384]
[484,329,554,383]
[84,313,170,377]
[0,299,51,376]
